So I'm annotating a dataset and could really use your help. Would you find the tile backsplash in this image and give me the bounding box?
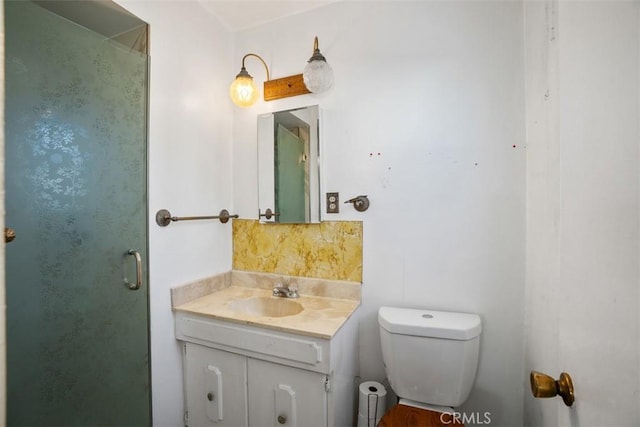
[232,220,363,282]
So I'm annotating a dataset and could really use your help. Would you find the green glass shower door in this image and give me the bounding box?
[275,124,308,223]
[5,2,150,425]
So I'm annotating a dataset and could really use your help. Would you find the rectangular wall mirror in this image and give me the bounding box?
[257,105,321,224]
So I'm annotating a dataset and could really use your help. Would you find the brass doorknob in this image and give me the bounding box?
[530,371,575,407]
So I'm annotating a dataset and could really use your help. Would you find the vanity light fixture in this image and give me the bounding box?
[303,36,334,94]
[229,53,270,108]
[230,38,334,107]
[230,53,311,107]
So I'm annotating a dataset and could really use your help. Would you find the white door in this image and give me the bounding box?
[248,358,327,427]
[184,344,248,427]
[525,1,640,425]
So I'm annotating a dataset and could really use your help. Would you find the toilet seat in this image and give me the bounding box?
[378,404,464,427]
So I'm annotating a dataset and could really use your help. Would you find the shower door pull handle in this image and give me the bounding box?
[125,249,143,290]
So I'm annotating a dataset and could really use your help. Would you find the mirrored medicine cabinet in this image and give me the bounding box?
[257,105,321,224]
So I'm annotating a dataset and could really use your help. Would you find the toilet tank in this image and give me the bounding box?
[378,307,482,407]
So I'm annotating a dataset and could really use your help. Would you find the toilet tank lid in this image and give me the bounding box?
[378,307,482,340]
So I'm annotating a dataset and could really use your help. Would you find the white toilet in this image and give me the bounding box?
[377,306,482,424]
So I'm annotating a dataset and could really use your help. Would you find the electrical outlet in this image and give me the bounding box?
[326,192,339,213]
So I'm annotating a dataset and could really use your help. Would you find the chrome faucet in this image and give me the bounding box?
[272,282,299,298]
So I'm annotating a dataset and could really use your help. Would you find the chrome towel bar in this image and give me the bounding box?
[155,209,238,227]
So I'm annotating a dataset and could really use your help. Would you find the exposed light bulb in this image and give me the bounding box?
[230,70,258,108]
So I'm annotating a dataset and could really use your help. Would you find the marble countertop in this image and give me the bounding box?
[173,285,360,339]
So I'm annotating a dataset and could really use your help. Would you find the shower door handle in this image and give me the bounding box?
[125,249,143,290]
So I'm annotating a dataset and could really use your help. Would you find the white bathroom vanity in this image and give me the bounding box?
[172,272,361,427]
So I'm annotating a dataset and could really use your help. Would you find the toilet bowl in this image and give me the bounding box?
[377,306,482,426]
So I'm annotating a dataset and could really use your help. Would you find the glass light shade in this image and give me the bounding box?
[230,75,258,107]
[303,60,334,94]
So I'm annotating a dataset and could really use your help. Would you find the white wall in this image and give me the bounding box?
[524,1,640,425]
[114,2,234,425]
[232,2,527,425]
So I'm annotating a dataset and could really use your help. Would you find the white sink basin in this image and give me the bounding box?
[227,296,303,318]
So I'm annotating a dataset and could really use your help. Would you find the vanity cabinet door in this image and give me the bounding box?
[184,343,248,427]
[247,358,327,427]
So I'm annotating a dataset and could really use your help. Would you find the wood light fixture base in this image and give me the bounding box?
[263,74,310,101]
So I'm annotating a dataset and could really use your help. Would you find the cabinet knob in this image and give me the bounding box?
[277,414,287,424]
[207,392,215,402]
